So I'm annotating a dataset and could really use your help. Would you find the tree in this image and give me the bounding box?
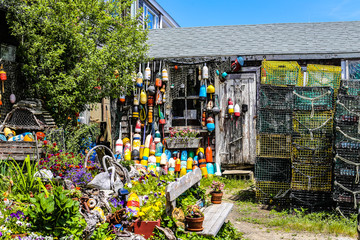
[5,0,148,125]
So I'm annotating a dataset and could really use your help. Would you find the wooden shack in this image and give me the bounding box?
[146,21,360,172]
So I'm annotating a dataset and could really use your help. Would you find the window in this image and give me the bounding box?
[144,4,158,29]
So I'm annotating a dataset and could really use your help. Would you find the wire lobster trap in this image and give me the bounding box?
[293,87,334,111]
[290,190,333,212]
[334,155,360,183]
[256,134,292,158]
[258,84,294,110]
[349,60,360,80]
[333,180,360,210]
[335,202,358,217]
[257,109,292,134]
[255,158,291,183]
[336,149,360,163]
[293,111,334,138]
[306,64,342,89]
[335,95,360,127]
[255,181,291,205]
[335,126,360,150]
[291,162,333,192]
[292,135,333,164]
[340,79,360,96]
[261,60,303,86]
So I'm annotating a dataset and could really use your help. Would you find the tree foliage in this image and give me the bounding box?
[5,0,148,125]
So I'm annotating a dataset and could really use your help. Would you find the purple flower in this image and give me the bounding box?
[154,193,157,197]
[0,231,2,237]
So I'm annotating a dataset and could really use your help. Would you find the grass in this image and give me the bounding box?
[237,201,358,238]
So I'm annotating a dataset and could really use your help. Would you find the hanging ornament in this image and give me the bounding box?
[199,82,206,101]
[228,98,234,115]
[162,68,168,82]
[159,105,166,125]
[212,94,220,114]
[140,89,147,105]
[135,120,142,133]
[198,66,202,81]
[162,91,167,103]
[156,88,162,105]
[231,56,244,72]
[119,93,126,104]
[234,102,241,117]
[155,72,162,87]
[202,63,208,80]
[143,134,152,160]
[0,64,7,93]
[132,105,139,118]
[206,116,215,132]
[145,62,151,81]
[136,64,143,88]
[207,83,215,94]
[220,72,228,82]
[10,93,15,104]
[206,137,213,163]
[202,111,206,127]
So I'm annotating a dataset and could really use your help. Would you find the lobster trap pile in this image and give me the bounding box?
[333,67,360,216]
[255,60,341,211]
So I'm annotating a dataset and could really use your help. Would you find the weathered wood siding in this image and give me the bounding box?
[215,73,257,168]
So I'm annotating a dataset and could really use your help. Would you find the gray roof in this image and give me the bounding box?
[147,21,360,59]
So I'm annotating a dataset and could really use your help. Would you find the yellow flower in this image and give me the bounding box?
[139,211,145,217]
[155,201,161,207]
[153,206,159,211]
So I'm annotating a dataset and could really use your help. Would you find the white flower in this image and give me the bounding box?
[16,220,23,226]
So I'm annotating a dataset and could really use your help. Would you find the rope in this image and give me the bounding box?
[337,100,360,134]
[335,154,360,184]
[292,164,331,191]
[335,206,348,219]
[336,127,360,142]
[294,116,333,139]
[334,181,360,209]
[293,90,331,118]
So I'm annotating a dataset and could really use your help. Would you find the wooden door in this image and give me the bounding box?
[215,73,257,168]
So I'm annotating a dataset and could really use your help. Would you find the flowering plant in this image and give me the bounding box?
[137,194,164,221]
[169,128,200,139]
[2,209,31,235]
[210,181,225,192]
[186,205,204,218]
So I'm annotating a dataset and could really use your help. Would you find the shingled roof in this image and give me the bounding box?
[147,21,360,59]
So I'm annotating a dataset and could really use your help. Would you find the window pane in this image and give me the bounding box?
[147,11,154,29]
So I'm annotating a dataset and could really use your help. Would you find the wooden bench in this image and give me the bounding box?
[165,168,234,237]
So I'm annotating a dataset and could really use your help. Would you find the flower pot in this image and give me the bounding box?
[165,137,201,149]
[11,234,27,238]
[186,216,204,231]
[211,191,223,204]
[134,219,160,239]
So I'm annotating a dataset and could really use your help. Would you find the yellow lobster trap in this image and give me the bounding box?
[256,181,291,205]
[261,60,303,86]
[306,64,342,90]
[291,163,333,192]
[293,111,334,137]
[292,135,333,164]
[256,134,292,158]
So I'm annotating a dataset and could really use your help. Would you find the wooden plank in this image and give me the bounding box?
[0,154,39,161]
[198,202,233,237]
[0,149,37,154]
[166,168,202,202]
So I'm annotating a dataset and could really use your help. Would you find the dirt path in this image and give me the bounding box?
[224,193,356,240]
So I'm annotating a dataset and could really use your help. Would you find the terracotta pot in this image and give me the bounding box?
[11,234,27,238]
[134,219,160,239]
[211,191,223,204]
[185,216,204,232]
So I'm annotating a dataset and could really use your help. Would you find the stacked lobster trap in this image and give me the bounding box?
[255,60,342,211]
[333,61,360,216]
[255,61,301,206]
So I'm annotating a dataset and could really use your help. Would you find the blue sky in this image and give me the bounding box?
[156,0,360,27]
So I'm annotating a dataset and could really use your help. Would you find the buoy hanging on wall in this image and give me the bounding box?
[10,94,16,104]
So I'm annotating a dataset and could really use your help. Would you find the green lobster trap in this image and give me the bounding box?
[256,181,291,205]
[306,64,342,89]
[261,60,303,86]
[335,127,360,150]
[256,134,292,158]
[340,80,360,96]
[259,85,294,110]
[293,111,334,138]
[291,190,333,212]
[333,180,360,210]
[293,87,334,111]
[257,109,292,134]
[291,163,332,192]
[349,60,360,80]
[292,135,333,164]
[335,95,360,126]
[334,154,360,183]
[255,158,291,183]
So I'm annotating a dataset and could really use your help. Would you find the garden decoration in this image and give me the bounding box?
[115,121,123,157]
[145,62,151,84]
[206,136,213,163]
[0,64,6,93]
[210,181,225,204]
[185,205,204,232]
[212,94,220,114]
[136,64,143,88]
[87,156,114,190]
[206,116,215,132]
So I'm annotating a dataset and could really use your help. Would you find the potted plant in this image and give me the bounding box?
[210,181,225,204]
[185,204,204,232]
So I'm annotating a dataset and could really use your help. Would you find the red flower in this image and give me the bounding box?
[43,140,48,145]
[59,173,63,177]
[53,142,57,147]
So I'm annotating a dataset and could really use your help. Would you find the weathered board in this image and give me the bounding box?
[198,202,234,237]
[0,141,43,161]
[215,73,257,168]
